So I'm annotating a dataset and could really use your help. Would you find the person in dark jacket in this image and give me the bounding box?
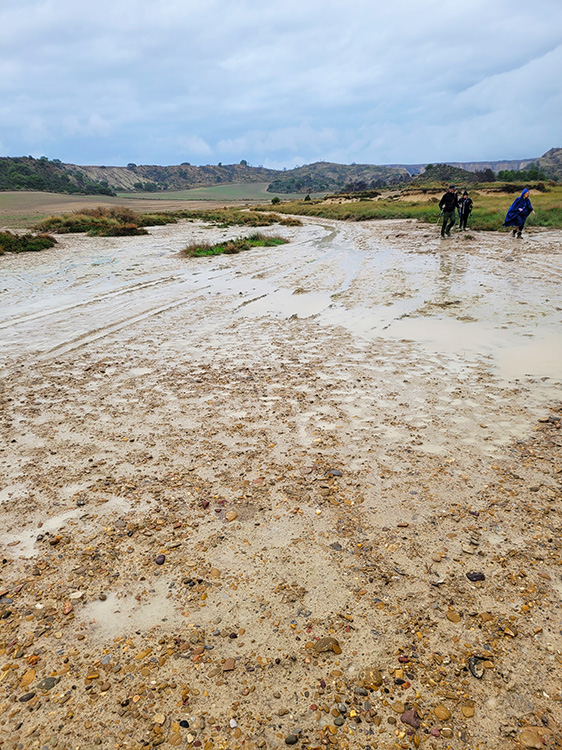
[439,185,459,237]
[458,190,473,231]
[503,188,535,238]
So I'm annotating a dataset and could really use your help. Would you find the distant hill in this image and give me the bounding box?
[533,147,562,179]
[411,163,493,186]
[394,149,561,180]
[69,162,278,192]
[0,148,559,197]
[0,157,116,195]
[267,162,410,194]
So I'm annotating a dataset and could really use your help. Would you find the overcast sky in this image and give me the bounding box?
[1,0,560,168]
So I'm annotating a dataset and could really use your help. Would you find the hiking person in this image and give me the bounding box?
[439,185,459,237]
[503,188,535,238]
[458,190,473,231]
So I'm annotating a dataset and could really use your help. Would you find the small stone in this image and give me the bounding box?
[225,511,238,522]
[223,657,236,672]
[37,677,59,691]
[466,571,485,582]
[433,705,451,721]
[155,554,166,565]
[20,669,36,687]
[229,719,238,728]
[468,656,485,679]
[62,601,73,615]
[461,702,475,718]
[441,728,454,739]
[98,593,107,601]
[520,727,546,749]
[314,637,342,655]
[401,709,421,729]
[446,610,461,623]
[361,667,383,689]
[285,735,299,746]
[391,702,405,714]
[19,692,36,702]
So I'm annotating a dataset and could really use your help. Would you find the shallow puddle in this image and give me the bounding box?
[78,580,184,640]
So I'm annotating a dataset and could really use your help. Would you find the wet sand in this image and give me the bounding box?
[0,218,561,749]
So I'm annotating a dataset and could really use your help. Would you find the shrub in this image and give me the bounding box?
[33,205,174,236]
[0,231,57,254]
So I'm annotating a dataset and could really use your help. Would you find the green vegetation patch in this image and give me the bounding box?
[0,231,57,254]
[262,185,562,230]
[182,232,288,258]
[33,206,177,236]
[170,207,302,228]
[0,156,116,196]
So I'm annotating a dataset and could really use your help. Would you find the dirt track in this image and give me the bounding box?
[1,218,561,750]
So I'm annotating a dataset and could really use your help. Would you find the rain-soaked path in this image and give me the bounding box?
[1,217,562,749]
[1,217,561,381]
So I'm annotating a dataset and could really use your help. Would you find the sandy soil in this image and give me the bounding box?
[0,218,561,750]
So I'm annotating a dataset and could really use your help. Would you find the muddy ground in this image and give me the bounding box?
[0,217,561,750]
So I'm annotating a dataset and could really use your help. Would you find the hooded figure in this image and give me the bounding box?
[503,188,535,237]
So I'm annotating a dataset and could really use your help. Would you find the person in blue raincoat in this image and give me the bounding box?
[503,188,535,238]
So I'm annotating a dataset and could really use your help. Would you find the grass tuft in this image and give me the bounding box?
[169,208,302,228]
[181,233,288,258]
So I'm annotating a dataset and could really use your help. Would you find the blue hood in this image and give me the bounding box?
[521,188,529,197]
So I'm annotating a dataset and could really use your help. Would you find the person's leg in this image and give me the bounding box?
[446,212,455,235]
[516,216,526,237]
[441,215,448,237]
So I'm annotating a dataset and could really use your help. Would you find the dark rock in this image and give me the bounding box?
[37,677,60,691]
[285,735,299,746]
[155,554,166,565]
[466,571,485,582]
[468,656,485,679]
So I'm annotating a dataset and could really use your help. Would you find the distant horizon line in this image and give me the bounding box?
[2,152,553,170]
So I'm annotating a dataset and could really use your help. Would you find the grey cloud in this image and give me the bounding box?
[0,0,560,165]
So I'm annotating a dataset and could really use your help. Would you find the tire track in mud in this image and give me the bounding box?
[0,274,184,329]
[36,297,205,360]
[0,224,352,364]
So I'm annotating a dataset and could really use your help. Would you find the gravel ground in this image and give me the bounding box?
[0,218,561,750]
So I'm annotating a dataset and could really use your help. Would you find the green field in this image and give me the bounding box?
[263,185,562,231]
[116,182,326,202]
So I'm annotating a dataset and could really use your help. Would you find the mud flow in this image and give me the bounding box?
[1,218,561,749]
